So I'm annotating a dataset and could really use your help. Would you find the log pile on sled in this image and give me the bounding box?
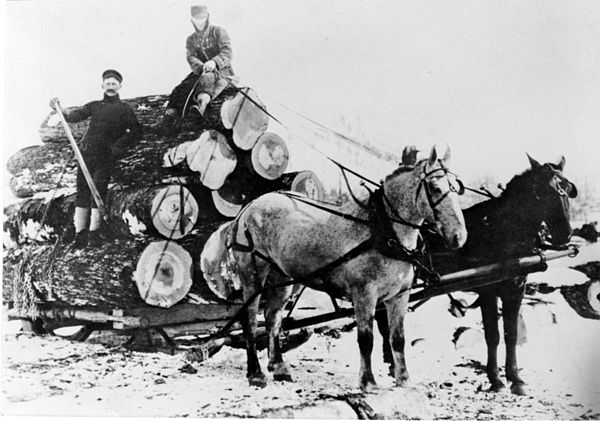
[3,85,325,320]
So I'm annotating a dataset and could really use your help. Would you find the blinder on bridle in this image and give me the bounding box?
[415,160,464,219]
[533,164,578,201]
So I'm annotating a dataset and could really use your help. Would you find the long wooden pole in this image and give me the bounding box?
[53,104,106,217]
[410,247,578,302]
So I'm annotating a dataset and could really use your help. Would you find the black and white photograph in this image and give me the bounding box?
[2,0,599,419]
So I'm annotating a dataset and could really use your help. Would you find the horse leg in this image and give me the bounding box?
[479,292,505,392]
[374,306,394,377]
[385,292,411,387]
[264,277,294,382]
[353,289,378,392]
[501,282,527,395]
[240,274,268,388]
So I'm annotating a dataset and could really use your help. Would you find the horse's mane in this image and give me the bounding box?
[501,163,559,199]
[384,159,426,184]
[500,167,535,198]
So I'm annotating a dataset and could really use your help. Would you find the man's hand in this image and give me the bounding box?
[49,97,61,110]
[203,60,216,73]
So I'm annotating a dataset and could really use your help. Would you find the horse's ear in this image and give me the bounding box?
[427,145,438,168]
[556,155,566,171]
[401,146,418,166]
[527,153,542,169]
[441,145,451,166]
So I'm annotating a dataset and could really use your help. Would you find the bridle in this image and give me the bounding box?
[382,160,463,231]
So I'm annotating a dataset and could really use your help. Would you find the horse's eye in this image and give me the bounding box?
[428,180,442,194]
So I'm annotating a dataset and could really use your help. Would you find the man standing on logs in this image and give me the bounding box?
[161,3,234,134]
[49,69,142,248]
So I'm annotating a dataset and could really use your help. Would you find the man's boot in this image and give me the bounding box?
[191,93,211,117]
[73,230,88,248]
[160,108,178,136]
[88,230,103,248]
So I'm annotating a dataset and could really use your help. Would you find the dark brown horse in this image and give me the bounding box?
[378,154,577,395]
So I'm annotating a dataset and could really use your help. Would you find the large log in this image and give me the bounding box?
[249,132,289,180]
[561,280,600,320]
[220,88,269,150]
[3,191,76,245]
[4,184,201,244]
[5,239,147,311]
[184,130,237,189]
[133,241,193,308]
[210,169,325,218]
[108,184,199,240]
[9,90,248,197]
[38,91,240,144]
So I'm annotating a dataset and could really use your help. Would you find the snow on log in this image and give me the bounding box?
[3,191,76,244]
[6,239,147,310]
[185,130,237,189]
[108,185,199,240]
[249,132,289,180]
[561,280,600,320]
[134,241,193,308]
[221,88,269,149]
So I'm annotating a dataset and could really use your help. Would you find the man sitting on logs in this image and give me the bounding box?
[49,69,142,248]
[161,3,235,134]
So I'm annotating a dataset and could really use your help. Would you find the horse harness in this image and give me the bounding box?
[226,160,457,290]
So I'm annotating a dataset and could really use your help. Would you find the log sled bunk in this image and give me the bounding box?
[3,82,328,352]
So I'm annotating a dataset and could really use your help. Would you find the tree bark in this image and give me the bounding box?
[107,184,199,240]
[3,193,76,244]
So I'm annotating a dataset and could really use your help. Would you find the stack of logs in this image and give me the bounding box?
[3,86,325,314]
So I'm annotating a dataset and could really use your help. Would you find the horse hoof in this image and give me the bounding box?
[488,381,506,393]
[249,375,268,388]
[388,365,395,378]
[395,378,412,388]
[273,373,294,382]
[511,383,528,396]
[360,380,378,393]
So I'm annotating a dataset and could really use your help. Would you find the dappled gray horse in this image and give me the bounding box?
[228,145,467,391]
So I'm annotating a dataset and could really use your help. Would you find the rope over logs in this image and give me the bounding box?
[4,85,325,313]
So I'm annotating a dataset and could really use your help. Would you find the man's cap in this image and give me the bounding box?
[102,69,123,83]
[191,2,208,17]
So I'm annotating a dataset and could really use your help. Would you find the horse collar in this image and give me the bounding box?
[369,189,420,260]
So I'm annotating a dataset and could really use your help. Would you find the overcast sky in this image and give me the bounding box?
[3,0,600,191]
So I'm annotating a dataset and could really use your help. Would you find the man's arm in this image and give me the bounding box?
[49,98,92,122]
[186,35,205,74]
[112,106,142,156]
[211,26,233,70]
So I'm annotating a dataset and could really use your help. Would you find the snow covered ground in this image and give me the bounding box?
[1,243,599,419]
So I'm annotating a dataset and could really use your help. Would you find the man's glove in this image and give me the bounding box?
[203,60,216,73]
[49,97,61,110]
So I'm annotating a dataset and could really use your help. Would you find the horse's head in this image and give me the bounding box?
[385,145,467,250]
[526,154,577,245]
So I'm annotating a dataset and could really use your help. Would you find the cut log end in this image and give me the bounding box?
[134,241,193,308]
[221,88,269,150]
[186,130,237,190]
[150,185,199,240]
[200,221,242,301]
[250,132,289,180]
